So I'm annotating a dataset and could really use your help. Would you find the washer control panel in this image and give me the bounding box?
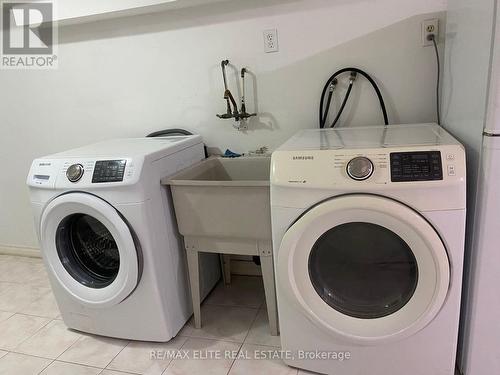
[92,160,127,183]
[27,156,142,189]
[390,151,442,182]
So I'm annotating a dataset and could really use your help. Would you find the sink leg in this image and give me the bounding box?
[260,254,279,336]
[222,254,232,285]
[187,249,202,329]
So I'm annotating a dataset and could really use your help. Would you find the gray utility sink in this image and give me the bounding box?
[162,156,278,336]
[162,157,272,241]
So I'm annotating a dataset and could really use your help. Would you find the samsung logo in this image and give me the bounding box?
[292,156,314,160]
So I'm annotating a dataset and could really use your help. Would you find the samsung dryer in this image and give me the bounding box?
[271,124,466,375]
[27,136,220,341]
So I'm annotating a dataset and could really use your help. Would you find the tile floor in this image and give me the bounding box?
[0,254,297,375]
[0,254,462,375]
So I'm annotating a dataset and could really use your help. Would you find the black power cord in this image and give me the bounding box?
[429,34,441,125]
[319,67,389,128]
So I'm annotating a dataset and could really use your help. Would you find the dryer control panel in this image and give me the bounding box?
[271,144,465,190]
[390,151,443,182]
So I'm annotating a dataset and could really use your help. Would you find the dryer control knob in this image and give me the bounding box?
[66,164,84,183]
[347,157,374,181]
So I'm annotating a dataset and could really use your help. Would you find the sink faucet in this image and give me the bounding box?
[216,60,256,124]
[239,68,256,120]
[217,60,240,120]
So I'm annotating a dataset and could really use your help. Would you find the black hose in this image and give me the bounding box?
[147,128,208,158]
[147,129,193,137]
[331,81,353,128]
[319,67,389,127]
[319,78,338,128]
[320,90,333,128]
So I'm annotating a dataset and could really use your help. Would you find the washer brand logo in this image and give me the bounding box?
[292,156,314,160]
[1,1,58,69]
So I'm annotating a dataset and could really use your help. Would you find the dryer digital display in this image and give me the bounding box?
[92,160,127,183]
[390,151,442,182]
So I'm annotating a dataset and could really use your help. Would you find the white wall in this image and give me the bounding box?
[0,0,446,251]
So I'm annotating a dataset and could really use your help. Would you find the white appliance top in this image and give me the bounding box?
[27,135,203,191]
[276,123,461,151]
[271,123,466,211]
[41,135,202,160]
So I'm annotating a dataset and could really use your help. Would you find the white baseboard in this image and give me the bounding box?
[0,244,41,258]
[230,259,262,276]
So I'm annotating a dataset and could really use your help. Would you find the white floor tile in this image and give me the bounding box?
[163,337,240,375]
[14,319,82,359]
[0,282,15,295]
[26,264,51,287]
[0,311,14,323]
[0,255,42,264]
[205,276,265,309]
[0,313,50,350]
[244,308,281,347]
[297,370,321,374]
[229,343,298,375]
[0,352,51,375]
[0,282,51,312]
[0,257,45,284]
[180,304,258,343]
[58,334,128,368]
[107,335,187,375]
[20,290,61,319]
[0,263,280,375]
[40,361,102,375]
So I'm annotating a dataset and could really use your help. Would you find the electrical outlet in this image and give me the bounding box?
[263,29,279,53]
[422,18,439,46]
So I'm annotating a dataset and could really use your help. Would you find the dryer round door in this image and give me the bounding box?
[40,193,140,308]
[277,194,450,345]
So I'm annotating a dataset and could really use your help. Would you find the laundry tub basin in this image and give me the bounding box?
[162,157,271,240]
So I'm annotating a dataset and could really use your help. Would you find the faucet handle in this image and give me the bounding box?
[217,113,234,119]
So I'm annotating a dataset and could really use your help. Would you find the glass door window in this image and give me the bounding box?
[56,214,120,288]
[308,222,418,319]
[277,195,450,343]
[40,192,140,307]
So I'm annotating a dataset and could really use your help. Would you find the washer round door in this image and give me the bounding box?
[277,195,450,345]
[40,193,140,308]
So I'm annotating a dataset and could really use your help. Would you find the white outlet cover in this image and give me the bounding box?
[263,29,279,53]
[422,18,439,47]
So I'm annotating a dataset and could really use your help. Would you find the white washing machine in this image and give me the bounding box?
[271,124,466,375]
[27,136,220,342]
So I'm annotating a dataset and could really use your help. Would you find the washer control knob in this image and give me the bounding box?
[347,157,374,181]
[66,164,84,183]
